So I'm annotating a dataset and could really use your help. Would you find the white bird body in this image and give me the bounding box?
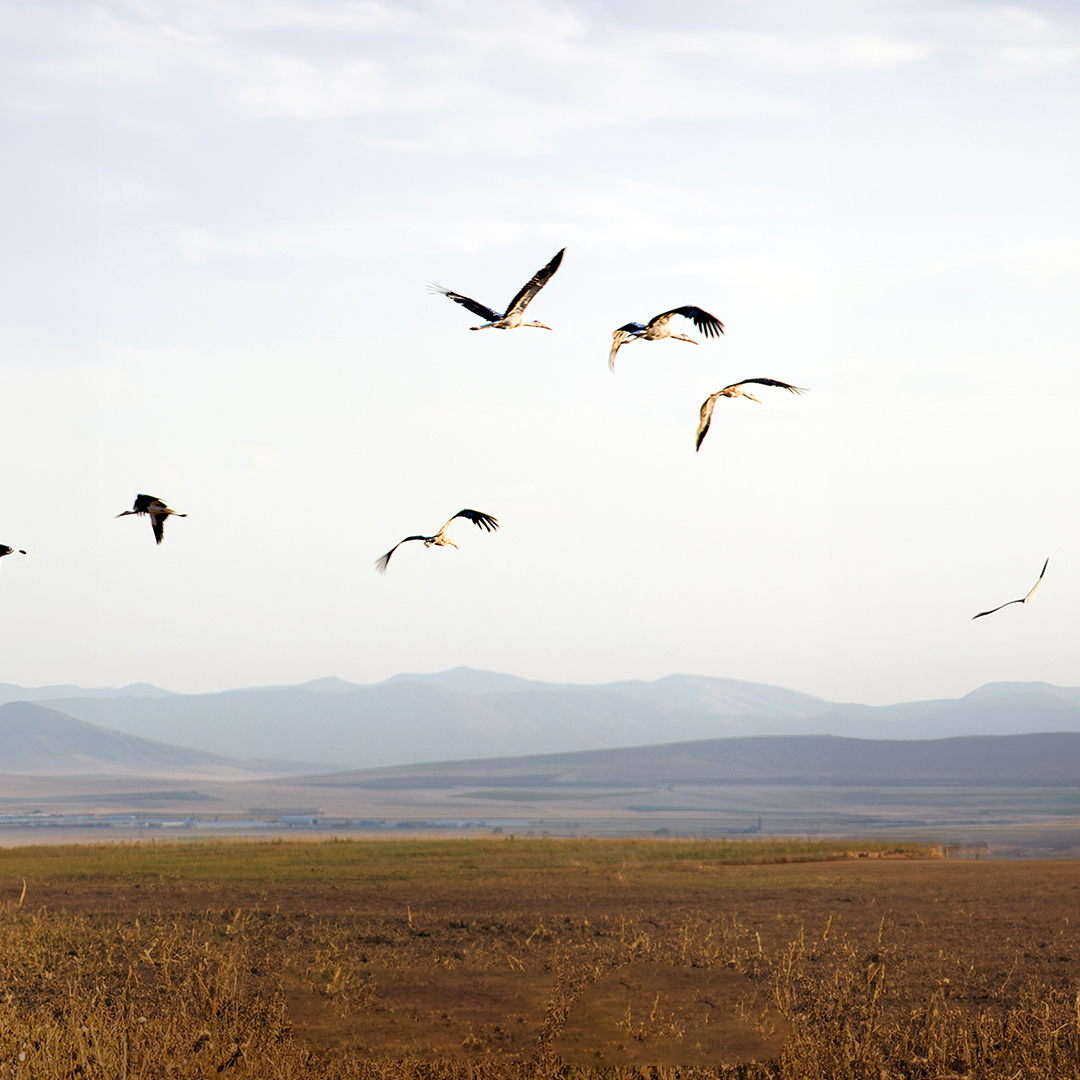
[376,509,499,573]
[116,494,187,545]
[430,249,565,330]
[608,306,724,371]
[972,558,1049,619]
[696,379,806,451]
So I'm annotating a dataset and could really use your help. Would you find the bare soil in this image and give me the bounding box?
[4,843,1080,1076]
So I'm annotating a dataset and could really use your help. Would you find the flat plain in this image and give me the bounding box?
[1,837,1079,1078]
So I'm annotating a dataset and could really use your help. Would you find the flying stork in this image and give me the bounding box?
[376,509,499,573]
[972,558,1049,620]
[429,248,565,330]
[695,379,806,451]
[116,494,187,545]
[608,306,724,371]
[0,545,26,566]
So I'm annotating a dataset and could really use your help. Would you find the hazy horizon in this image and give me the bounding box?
[3,662,1078,709]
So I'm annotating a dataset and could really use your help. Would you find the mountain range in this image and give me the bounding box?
[2,669,1080,772]
[0,701,318,778]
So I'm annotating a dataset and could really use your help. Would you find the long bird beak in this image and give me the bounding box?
[115,511,135,518]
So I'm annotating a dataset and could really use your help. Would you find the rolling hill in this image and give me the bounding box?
[0,701,331,778]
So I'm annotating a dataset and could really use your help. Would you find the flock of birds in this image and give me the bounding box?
[0,246,1050,622]
[379,247,808,577]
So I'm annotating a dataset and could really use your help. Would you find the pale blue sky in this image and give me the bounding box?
[1,0,1078,705]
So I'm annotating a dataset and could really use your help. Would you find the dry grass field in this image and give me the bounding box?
[1,836,1078,1078]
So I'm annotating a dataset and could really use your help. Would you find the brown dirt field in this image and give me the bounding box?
[4,851,1080,1076]
[16,858,1080,1015]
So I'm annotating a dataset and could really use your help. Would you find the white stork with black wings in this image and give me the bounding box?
[376,509,499,573]
[972,558,1049,620]
[608,306,724,371]
[116,494,187,545]
[696,379,806,451]
[430,249,565,330]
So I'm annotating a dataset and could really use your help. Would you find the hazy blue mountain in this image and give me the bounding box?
[295,676,365,693]
[381,668,832,718]
[809,682,1080,739]
[0,701,323,778]
[18,669,1080,771]
[383,668,538,695]
[35,674,828,770]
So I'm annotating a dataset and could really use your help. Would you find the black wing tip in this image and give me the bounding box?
[742,378,808,393]
[458,509,498,532]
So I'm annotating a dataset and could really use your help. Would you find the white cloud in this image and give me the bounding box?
[20,0,1062,143]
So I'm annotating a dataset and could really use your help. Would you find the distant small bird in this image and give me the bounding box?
[430,248,565,330]
[608,306,724,371]
[116,494,187,545]
[376,509,498,574]
[973,558,1049,620]
[696,379,806,451]
[0,544,26,565]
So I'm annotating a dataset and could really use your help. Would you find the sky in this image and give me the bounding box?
[0,0,1078,707]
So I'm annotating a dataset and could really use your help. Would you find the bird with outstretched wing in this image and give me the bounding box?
[430,249,565,330]
[696,379,806,451]
[973,558,1049,619]
[116,494,187,545]
[608,306,724,371]
[376,509,499,573]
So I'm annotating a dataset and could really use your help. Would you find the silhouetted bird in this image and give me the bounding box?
[973,558,1049,619]
[116,494,187,545]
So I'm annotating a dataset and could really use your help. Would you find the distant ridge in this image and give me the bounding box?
[289,731,1080,791]
[0,682,175,706]
[27,671,833,769]
[3,669,1080,772]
